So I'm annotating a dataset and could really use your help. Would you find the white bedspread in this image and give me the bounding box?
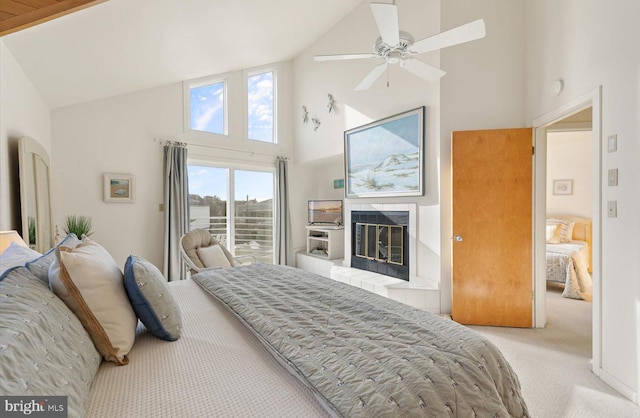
[85,279,330,418]
[546,241,592,299]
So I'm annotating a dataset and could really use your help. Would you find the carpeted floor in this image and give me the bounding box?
[469,283,640,418]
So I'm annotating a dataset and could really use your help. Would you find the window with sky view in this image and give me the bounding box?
[188,165,274,264]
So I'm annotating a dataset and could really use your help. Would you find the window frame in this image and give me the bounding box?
[243,65,278,145]
[183,73,229,137]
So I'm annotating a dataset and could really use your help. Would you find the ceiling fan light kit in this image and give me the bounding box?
[314,1,486,91]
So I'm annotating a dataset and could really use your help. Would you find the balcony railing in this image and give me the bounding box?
[189,215,274,264]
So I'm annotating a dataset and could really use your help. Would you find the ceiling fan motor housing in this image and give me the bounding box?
[373,30,414,63]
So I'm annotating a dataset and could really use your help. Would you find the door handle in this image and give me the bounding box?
[453,235,463,242]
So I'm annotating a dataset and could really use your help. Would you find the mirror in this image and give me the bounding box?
[18,136,54,253]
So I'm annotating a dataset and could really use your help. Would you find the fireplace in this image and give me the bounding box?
[350,211,409,281]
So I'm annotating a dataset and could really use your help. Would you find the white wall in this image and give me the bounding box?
[292,0,442,283]
[0,40,51,231]
[526,0,640,398]
[51,62,294,270]
[546,131,592,218]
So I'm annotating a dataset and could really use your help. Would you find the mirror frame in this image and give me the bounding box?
[18,136,54,253]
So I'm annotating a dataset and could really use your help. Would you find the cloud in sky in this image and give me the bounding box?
[248,72,273,142]
[190,83,224,133]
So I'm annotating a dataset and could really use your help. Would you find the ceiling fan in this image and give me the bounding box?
[314,2,486,91]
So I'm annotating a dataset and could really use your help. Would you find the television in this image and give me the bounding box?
[308,200,343,225]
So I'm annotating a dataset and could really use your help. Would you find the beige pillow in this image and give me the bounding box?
[197,244,231,268]
[546,224,559,243]
[49,238,137,365]
[547,218,575,243]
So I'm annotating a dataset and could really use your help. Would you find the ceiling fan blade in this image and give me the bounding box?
[355,63,388,91]
[370,2,400,46]
[411,19,486,54]
[314,53,379,62]
[401,58,446,82]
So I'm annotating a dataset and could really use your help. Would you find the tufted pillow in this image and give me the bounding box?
[49,237,137,365]
[26,234,81,284]
[0,267,101,417]
[0,241,41,274]
[197,244,232,268]
[124,255,182,341]
[547,218,575,243]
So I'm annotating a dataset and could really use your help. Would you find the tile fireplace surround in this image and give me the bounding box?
[329,202,440,313]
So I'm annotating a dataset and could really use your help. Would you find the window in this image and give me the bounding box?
[185,77,226,135]
[247,70,275,143]
[188,164,274,264]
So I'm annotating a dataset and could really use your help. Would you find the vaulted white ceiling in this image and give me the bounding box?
[2,0,361,109]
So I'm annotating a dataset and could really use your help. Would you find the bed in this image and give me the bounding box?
[546,215,592,299]
[1,236,530,418]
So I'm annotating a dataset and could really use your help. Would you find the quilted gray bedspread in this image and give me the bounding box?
[192,264,529,417]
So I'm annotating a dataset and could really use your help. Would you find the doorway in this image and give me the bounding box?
[532,87,602,375]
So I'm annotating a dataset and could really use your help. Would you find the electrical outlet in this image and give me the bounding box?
[608,169,618,186]
[608,135,618,153]
[607,201,617,218]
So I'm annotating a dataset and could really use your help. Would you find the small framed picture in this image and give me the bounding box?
[104,173,135,203]
[553,179,573,195]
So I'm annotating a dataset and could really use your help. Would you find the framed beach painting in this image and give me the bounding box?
[104,173,135,203]
[344,107,424,198]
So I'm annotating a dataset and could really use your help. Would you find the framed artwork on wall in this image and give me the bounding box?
[103,173,135,203]
[553,179,573,195]
[344,106,425,198]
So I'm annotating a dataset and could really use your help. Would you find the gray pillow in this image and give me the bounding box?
[0,266,101,417]
[124,255,182,341]
[26,234,81,284]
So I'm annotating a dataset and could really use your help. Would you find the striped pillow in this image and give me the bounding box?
[547,218,575,243]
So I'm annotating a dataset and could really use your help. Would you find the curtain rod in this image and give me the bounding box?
[153,137,287,160]
[154,138,187,147]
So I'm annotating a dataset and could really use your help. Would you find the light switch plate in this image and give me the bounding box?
[607,201,617,218]
[608,135,618,152]
[608,169,619,186]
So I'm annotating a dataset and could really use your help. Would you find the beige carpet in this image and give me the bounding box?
[469,283,640,418]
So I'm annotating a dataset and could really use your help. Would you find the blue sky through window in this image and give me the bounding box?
[188,166,273,202]
[247,72,274,142]
[190,82,224,134]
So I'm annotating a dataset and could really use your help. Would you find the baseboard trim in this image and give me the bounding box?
[594,366,637,404]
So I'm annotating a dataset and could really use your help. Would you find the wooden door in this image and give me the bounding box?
[451,128,533,327]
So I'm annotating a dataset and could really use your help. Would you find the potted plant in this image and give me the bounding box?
[62,215,94,238]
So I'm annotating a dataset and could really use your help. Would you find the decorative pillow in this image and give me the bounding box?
[0,267,101,417]
[197,244,231,268]
[124,255,182,341]
[547,218,575,243]
[0,241,41,274]
[545,224,559,243]
[48,237,137,365]
[26,233,81,284]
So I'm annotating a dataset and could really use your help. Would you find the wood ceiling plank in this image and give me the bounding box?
[15,0,60,9]
[0,0,107,37]
[0,0,38,16]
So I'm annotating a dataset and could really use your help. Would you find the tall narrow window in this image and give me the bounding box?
[247,71,275,143]
[188,80,226,135]
[187,165,274,264]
